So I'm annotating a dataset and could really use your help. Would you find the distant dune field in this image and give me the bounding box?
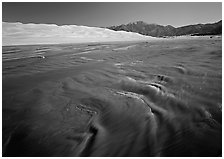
[2,22,155,46]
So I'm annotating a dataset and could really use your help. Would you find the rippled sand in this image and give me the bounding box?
[2,37,222,156]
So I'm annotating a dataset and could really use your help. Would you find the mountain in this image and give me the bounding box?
[107,20,222,37]
[3,22,155,46]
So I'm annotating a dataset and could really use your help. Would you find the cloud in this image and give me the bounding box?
[2,22,155,46]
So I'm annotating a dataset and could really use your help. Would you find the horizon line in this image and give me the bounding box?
[2,19,222,28]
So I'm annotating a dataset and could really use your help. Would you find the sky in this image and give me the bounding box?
[2,2,222,27]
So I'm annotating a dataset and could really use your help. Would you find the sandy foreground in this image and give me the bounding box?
[2,37,222,156]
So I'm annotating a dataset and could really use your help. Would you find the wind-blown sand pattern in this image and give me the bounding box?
[2,37,222,157]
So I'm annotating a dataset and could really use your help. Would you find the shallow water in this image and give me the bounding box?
[2,37,222,157]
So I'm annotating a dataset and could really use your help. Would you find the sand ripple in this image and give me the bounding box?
[3,39,222,156]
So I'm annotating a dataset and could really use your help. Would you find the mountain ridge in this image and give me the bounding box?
[107,20,222,37]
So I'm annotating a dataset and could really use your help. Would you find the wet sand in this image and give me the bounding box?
[2,37,222,156]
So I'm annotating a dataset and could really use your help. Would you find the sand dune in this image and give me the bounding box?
[2,22,155,46]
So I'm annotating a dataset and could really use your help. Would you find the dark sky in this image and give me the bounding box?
[2,2,222,27]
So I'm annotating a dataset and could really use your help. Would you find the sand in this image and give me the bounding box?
[2,37,222,156]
